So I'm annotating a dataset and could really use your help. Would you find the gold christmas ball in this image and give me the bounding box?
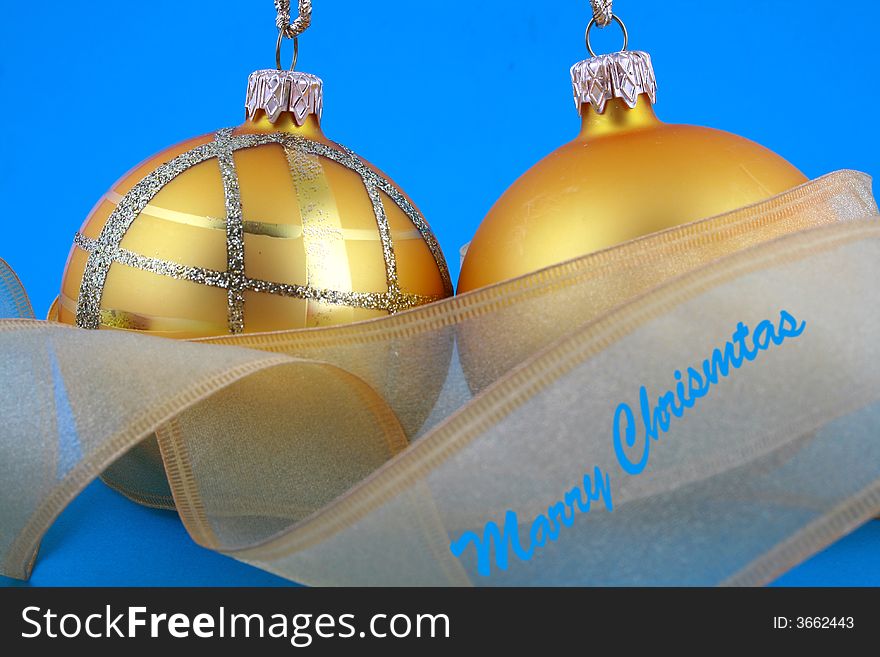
[457,51,807,293]
[58,71,452,337]
[54,69,454,508]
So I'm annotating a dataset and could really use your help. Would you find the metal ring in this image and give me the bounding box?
[275,31,299,71]
[585,14,628,58]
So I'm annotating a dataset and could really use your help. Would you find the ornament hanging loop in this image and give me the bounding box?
[275,0,311,38]
[585,14,628,57]
[274,0,310,70]
[276,32,300,71]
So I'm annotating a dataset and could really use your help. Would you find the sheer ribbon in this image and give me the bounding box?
[2,170,880,585]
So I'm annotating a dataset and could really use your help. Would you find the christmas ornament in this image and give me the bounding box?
[57,1,452,338]
[457,2,807,292]
[52,1,454,509]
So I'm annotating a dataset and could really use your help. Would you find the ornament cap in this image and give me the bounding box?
[245,69,324,125]
[570,50,657,115]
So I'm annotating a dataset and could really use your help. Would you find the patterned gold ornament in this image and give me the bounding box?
[53,28,454,506]
[458,45,807,292]
[58,70,452,338]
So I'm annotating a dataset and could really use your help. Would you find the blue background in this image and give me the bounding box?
[1,0,879,586]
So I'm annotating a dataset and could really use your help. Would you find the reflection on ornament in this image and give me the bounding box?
[58,71,452,338]
[458,40,807,293]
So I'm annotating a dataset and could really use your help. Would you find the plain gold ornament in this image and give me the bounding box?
[457,21,806,293]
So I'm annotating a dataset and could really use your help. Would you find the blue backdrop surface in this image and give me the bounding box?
[1,0,878,586]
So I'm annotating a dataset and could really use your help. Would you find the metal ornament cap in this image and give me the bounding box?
[245,69,324,125]
[570,50,657,115]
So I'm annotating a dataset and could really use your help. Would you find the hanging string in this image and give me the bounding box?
[590,0,613,27]
[275,0,312,39]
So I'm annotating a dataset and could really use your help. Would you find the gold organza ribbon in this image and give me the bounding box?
[3,170,880,585]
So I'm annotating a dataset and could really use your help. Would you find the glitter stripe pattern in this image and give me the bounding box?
[73,234,443,313]
[215,128,247,333]
[74,130,453,333]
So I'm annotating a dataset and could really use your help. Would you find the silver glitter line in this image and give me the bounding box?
[246,276,443,312]
[247,278,381,309]
[74,233,439,313]
[355,156,399,294]
[215,128,247,333]
[74,233,230,289]
[375,182,451,296]
[75,139,223,329]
